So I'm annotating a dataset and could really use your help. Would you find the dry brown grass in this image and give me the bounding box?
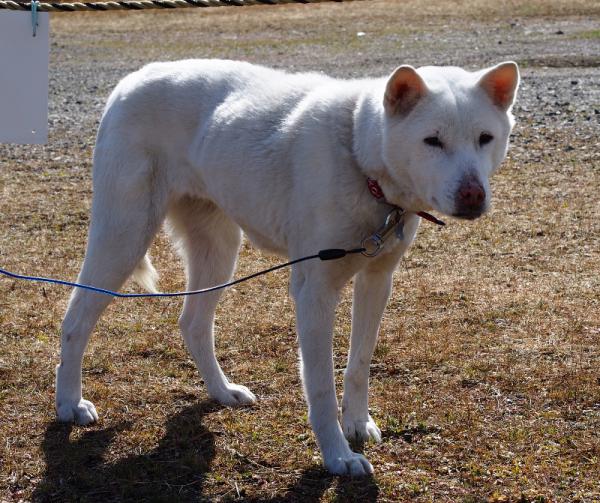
[1,1,600,501]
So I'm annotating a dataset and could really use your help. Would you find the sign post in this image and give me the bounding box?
[0,10,49,145]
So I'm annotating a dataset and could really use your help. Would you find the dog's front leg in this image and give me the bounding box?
[341,267,394,444]
[292,268,373,476]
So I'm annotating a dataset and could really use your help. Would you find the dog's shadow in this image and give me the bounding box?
[33,401,379,502]
[33,400,218,502]
[257,466,379,503]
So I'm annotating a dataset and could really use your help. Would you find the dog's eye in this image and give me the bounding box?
[479,133,494,146]
[424,136,444,148]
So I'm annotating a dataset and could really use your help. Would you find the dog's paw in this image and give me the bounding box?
[211,384,256,407]
[56,399,99,425]
[342,414,382,443]
[325,451,374,477]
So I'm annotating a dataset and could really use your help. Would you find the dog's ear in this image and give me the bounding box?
[384,65,428,116]
[477,61,520,111]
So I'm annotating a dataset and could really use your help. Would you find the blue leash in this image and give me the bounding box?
[0,248,364,298]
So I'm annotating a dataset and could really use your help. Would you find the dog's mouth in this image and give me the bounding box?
[432,193,489,220]
[451,207,487,220]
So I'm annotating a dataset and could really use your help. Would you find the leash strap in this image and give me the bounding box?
[0,248,365,299]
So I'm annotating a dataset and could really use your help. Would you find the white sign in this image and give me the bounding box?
[0,11,49,144]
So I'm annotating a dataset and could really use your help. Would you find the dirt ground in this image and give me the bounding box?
[1,0,599,501]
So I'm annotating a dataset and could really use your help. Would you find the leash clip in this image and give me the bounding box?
[361,207,405,257]
[361,234,383,257]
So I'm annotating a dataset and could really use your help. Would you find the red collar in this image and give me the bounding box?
[366,178,445,226]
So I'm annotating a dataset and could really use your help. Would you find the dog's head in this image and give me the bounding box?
[378,62,519,219]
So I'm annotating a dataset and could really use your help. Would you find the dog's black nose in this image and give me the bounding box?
[454,177,486,219]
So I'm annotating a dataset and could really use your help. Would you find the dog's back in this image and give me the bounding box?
[98,59,332,158]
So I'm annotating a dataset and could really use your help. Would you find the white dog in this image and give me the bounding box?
[56,59,519,476]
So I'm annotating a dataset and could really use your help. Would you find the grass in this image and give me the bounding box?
[574,29,600,39]
[1,0,600,501]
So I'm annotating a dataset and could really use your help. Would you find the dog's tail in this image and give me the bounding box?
[132,254,159,293]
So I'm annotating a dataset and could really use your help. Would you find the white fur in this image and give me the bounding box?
[132,254,159,293]
[56,59,519,475]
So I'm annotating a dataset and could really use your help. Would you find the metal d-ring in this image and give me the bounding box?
[361,234,383,257]
[360,207,405,258]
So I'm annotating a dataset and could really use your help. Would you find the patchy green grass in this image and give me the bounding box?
[574,29,600,39]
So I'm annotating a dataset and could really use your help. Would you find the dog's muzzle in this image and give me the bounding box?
[453,176,486,220]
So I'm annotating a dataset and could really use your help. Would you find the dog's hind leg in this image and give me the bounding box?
[170,198,256,406]
[56,150,167,424]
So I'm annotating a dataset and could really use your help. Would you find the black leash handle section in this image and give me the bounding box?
[318,248,364,261]
[0,247,366,299]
